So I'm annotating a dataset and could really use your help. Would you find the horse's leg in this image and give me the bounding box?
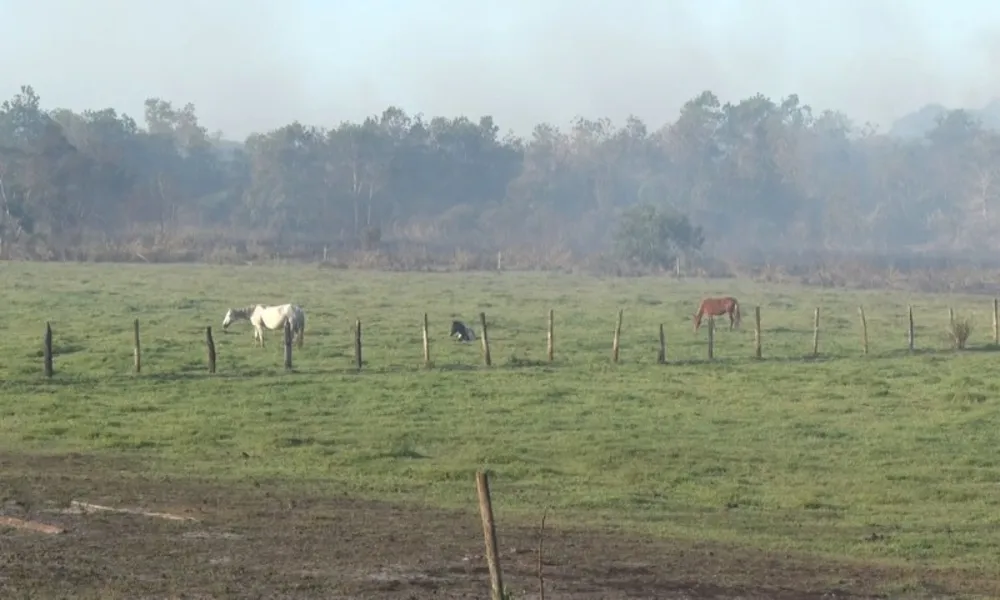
[729,309,735,330]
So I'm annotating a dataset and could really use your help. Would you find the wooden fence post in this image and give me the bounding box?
[354,318,363,371]
[133,319,141,373]
[538,508,548,600]
[422,313,431,367]
[205,326,216,374]
[476,471,505,600]
[479,312,492,367]
[657,324,666,364]
[43,322,53,378]
[949,307,955,331]
[547,309,554,362]
[283,320,293,371]
[612,309,623,363]
[753,306,762,359]
[907,305,915,352]
[993,298,999,345]
[858,306,868,356]
[707,316,715,360]
[812,307,820,357]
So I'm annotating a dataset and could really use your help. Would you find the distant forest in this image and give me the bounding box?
[1,84,999,273]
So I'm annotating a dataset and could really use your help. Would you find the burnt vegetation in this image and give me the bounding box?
[2,85,1000,290]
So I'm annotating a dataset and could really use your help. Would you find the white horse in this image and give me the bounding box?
[222,303,305,348]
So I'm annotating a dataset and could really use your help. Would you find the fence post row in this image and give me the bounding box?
[39,299,1000,378]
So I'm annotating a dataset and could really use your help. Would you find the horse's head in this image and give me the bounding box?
[222,308,235,330]
[693,311,702,332]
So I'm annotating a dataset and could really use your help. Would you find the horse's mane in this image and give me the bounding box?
[231,304,265,319]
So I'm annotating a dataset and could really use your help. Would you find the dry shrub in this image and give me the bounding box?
[360,226,382,251]
[949,317,973,350]
[205,245,244,264]
[346,250,390,270]
[450,248,493,271]
[495,244,576,271]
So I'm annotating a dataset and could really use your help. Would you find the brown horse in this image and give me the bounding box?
[693,296,741,332]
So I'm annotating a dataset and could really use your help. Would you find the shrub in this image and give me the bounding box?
[949,317,973,350]
[612,203,704,270]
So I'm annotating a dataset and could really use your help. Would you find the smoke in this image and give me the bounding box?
[2,0,999,139]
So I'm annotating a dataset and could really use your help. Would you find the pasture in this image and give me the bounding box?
[2,262,1000,599]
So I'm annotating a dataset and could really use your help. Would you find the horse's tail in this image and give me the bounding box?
[733,298,742,327]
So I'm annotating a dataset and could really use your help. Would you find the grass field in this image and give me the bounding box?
[3,262,1000,598]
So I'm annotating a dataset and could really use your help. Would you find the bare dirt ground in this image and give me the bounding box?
[0,453,992,599]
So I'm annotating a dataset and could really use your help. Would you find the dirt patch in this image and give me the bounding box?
[0,452,991,599]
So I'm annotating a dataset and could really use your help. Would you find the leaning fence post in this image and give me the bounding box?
[205,326,217,374]
[476,471,505,600]
[479,312,492,367]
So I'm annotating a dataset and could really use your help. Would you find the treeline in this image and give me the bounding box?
[0,84,998,269]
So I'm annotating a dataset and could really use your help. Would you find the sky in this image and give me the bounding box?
[2,0,1000,140]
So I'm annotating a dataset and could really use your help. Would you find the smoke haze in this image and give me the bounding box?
[2,0,999,138]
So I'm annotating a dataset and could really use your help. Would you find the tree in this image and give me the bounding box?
[0,82,998,264]
[612,203,704,269]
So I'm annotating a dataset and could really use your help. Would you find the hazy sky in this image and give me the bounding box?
[3,0,999,140]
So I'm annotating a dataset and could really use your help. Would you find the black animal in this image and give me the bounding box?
[450,320,477,342]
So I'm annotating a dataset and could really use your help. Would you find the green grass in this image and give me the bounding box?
[3,262,1000,572]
